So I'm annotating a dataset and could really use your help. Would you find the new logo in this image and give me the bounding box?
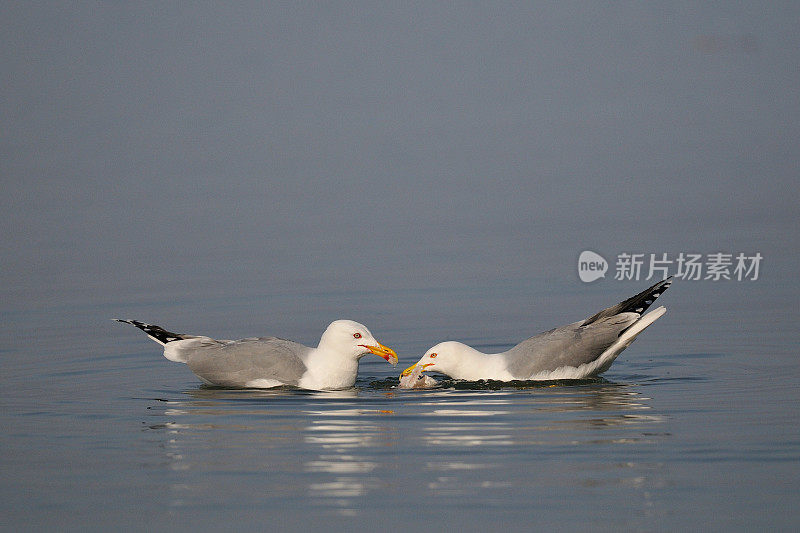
[578,250,608,282]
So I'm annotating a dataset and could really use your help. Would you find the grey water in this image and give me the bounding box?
[2,3,799,531]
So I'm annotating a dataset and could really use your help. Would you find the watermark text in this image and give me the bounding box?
[578,251,762,282]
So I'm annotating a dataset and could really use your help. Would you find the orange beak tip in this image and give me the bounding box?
[365,343,398,366]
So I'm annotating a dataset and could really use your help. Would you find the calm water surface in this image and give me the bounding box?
[2,280,798,531]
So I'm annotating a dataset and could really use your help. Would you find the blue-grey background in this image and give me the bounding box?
[1,3,798,531]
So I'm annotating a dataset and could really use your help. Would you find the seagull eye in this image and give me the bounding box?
[353,333,362,339]
[430,353,437,358]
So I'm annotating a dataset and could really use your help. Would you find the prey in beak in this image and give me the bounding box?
[360,342,398,366]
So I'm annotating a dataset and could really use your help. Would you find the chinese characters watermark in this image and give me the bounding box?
[578,251,762,282]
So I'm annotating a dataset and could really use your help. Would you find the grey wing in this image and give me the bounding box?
[502,314,638,378]
[503,278,673,378]
[185,337,310,387]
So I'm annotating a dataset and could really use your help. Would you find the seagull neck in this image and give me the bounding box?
[450,344,508,381]
[299,346,360,390]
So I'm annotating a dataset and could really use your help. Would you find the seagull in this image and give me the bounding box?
[401,277,672,382]
[115,319,398,390]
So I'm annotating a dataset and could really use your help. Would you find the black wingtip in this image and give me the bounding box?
[617,276,673,315]
[113,318,186,344]
[582,276,673,326]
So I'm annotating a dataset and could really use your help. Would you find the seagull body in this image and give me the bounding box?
[115,319,398,390]
[402,278,672,382]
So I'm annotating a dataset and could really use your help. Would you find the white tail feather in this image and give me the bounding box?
[593,306,666,374]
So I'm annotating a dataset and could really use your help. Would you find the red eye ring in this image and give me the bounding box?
[430,353,437,358]
[353,333,362,339]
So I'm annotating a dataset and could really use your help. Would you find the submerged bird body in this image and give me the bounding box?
[116,319,398,390]
[403,278,672,382]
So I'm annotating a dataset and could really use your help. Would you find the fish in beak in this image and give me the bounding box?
[361,342,398,366]
[398,361,439,389]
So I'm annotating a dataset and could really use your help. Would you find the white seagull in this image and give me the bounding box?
[402,277,672,382]
[115,319,398,390]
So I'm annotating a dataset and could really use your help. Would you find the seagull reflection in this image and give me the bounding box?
[146,387,374,514]
[302,405,397,516]
[306,455,378,474]
[143,380,666,519]
[418,383,666,503]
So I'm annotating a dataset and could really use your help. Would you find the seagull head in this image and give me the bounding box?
[401,341,464,379]
[319,320,398,365]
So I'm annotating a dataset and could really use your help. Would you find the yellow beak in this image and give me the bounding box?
[401,362,434,377]
[362,342,398,366]
[401,363,417,377]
